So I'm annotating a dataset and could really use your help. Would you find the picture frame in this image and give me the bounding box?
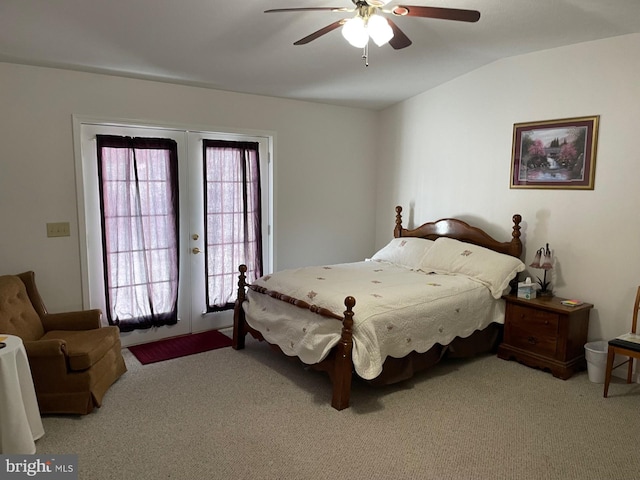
[510,115,599,189]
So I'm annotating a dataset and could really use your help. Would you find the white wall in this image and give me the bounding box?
[376,33,640,342]
[0,62,377,312]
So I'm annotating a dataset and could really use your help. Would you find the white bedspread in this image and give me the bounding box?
[243,261,505,380]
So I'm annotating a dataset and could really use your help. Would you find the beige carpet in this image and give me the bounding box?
[35,336,640,479]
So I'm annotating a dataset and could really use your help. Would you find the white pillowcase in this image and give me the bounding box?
[371,237,435,269]
[419,237,525,299]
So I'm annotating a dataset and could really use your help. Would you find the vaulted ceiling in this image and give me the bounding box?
[2,0,640,109]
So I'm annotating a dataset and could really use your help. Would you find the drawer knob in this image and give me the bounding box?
[527,336,537,345]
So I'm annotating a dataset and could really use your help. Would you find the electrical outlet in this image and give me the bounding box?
[46,222,70,237]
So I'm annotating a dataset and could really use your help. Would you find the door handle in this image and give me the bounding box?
[192,247,202,255]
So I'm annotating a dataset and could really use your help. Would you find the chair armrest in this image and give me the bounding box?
[41,309,103,331]
[23,338,67,357]
[23,339,71,386]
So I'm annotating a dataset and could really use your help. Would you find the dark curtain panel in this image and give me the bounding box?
[203,140,262,311]
[96,135,180,332]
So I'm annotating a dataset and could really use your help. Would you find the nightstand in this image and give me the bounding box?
[497,294,593,379]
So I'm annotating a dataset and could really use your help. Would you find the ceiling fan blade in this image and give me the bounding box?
[293,20,346,45]
[265,7,352,13]
[391,6,480,22]
[387,19,412,50]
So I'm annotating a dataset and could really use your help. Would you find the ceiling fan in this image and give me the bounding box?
[265,1,481,51]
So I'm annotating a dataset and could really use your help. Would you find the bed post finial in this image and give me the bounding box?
[511,214,522,241]
[511,214,523,258]
[233,264,248,350]
[394,205,403,238]
[343,296,356,329]
[237,264,248,302]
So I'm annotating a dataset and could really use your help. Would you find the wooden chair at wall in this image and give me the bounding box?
[603,286,640,397]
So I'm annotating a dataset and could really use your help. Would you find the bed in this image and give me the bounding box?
[232,206,524,410]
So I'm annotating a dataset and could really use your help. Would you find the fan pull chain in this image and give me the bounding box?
[362,42,369,67]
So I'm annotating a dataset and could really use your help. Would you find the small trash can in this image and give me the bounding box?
[584,340,608,383]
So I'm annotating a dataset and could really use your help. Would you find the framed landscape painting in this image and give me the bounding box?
[510,116,599,189]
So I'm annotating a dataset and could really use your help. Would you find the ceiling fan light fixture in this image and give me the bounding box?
[342,16,369,48]
[367,14,394,46]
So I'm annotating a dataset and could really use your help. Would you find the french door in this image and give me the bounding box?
[76,120,272,347]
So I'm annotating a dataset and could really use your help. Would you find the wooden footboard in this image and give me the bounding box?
[232,264,357,410]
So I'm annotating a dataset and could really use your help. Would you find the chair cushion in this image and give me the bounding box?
[608,338,640,352]
[42,326,121,371]
[0,275,45,341]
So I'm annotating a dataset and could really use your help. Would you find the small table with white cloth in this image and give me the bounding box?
[0,334,45,454]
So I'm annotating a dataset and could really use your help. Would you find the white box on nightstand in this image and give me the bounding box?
[517,281,537,299]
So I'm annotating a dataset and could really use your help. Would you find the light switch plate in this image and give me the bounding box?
[47,222,70,237]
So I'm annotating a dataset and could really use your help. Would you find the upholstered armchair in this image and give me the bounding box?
[0,271,126,415]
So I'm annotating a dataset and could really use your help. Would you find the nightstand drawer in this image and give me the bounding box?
[507,304,559,356]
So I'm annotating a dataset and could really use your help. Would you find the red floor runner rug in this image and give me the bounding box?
[128,330,233,365]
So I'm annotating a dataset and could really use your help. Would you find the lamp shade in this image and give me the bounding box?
[541,251,553,270]
[342,16,369,48]
[367,14,394,47]
[529,249,542,268]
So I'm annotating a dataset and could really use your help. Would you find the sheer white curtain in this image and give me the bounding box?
[203,140,262,310]
[96,135,179,332]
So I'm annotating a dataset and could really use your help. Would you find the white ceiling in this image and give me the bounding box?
[2,0,640,110]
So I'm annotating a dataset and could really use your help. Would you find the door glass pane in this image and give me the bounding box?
[97,136,179,331]
[203,140,262,311]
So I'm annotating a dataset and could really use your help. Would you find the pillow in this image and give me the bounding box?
[419,237,525,299]
[370,237,435,269]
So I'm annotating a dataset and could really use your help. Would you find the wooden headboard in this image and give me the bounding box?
[393,205,523,259]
